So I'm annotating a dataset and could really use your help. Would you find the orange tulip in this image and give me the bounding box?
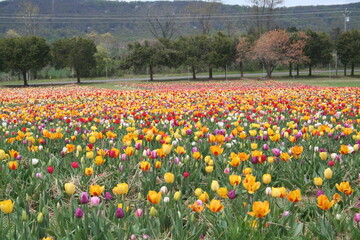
[248,201,270,218]
[317,195,334,210]
[147,191,162,204]
[206,199,224,213]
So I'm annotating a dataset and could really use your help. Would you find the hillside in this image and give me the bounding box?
[0,0,359,42]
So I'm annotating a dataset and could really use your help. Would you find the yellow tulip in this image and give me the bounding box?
[173,191,181,201]
[113,183,129,195]
[262,174,272,184]
[64,183,76,195]
[314,177,323,186]
[89,185,105,196]
[324,168,333,179]
[217,187,229,198]
[0,199,14,214]
[211,180,219,191]
[206,199,224,213]
[164,172,175,184]
[229,175,241,186]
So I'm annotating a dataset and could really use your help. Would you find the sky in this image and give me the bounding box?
[223,0,359,7]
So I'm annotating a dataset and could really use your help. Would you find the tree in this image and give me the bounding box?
[251,29,290,78]
[122,40,170,81]
[304,30,333,76]
[173,35,207,80]
[287,31,309,77]
[205,32,237,79]
[52,37,97,83]
[0,36,50,86]
[337,30,360,76]
[236,35,254,77]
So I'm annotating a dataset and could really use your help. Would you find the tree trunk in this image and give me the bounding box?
[308,65,312,76]
[351,63,354,76]
[22,71,28,86]
[149,65,154,81]
[344,64,347,76]
[75,69,81,83]
[192,66,196,80]
[240,61,244,78]
[209,67,213,79]
[289,63,292,77]
[296,64,300,76]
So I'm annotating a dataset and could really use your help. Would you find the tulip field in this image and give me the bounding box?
[0,80,359,239]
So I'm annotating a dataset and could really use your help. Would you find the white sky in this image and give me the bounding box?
[222,0,359,7]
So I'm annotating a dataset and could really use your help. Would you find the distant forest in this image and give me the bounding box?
[0,0,359,43]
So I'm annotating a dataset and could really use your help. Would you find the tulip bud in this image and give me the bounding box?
[265,187,272,196]
[160,186,168,194]
[195,188,202,197]
[22,210,28,221]
[37,212,44,223]
[47,166,54,174]
[135,208,143,218]
[211,180,219,191]
[116,208,125,218]
[228,190,236,199]
[79,192,89,204]
[105,192,113,201]
[173,191,181,201]
[262,174,272,184]
[75,208,84,218]
[313,177,323,186]
[150,207,158,216]
[324,168,333,179]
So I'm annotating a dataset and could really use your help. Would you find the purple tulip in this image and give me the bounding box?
[251,157,258,164]
[316,190,324,197]
[116,208,125,218]
[80,192,89,204]
[272,148,281,156]
[105,192,113,201]
[75,208,84,218]
[228,190,237,199]
[121,154,127,161]
[150,150,158,159]
[263,144,269,151]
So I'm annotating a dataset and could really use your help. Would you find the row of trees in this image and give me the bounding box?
[1,28,360,85]
[0,36,96,86]
[123,28,360,79]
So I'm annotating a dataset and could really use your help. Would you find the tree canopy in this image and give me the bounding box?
[0,36,50,86]
[52,37,97,83]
